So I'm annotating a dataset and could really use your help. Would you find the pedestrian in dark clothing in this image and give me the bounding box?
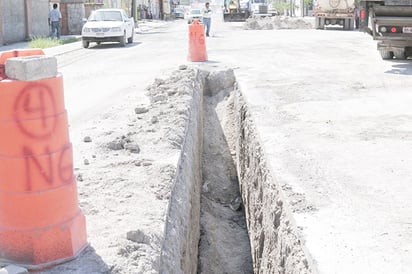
[202,2,212,37]
[355,6,360,29]
[49,3,62,39]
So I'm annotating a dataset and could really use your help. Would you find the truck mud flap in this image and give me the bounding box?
[224,13,248,22]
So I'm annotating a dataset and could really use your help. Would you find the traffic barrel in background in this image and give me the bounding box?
[188,19,208,62]
[0,50,87,269]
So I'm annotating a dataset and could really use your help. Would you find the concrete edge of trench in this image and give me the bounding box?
[158,67,318,273]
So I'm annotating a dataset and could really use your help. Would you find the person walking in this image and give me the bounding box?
[48,3,62,39]
[202,2,212,37]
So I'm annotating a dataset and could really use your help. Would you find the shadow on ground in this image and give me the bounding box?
[36,245,111,274]
[385,61,412,75]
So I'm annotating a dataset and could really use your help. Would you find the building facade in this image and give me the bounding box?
[58,0,86,35]
[0,0,50,45]
[0,0,167,46]
[0,0,85,46]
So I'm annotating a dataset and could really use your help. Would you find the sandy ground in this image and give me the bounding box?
[37,67,199,274]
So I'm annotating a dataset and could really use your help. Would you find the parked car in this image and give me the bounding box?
[186,9,203,24]
[173,8,185,19]
[81,8,135,48]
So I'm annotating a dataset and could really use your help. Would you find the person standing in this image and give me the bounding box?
[202,2,212,37]
[354,6,360,29]
[48,3,62,39]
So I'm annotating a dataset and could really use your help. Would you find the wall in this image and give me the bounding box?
[0,0,50,45]
[0,0,3,45]
[30,0,51,38]
[0,0,84,45]
[84,3,104,18]
[61,0,85,34]
[2,0,26,44]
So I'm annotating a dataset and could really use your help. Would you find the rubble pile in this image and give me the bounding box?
[244,16,314,30]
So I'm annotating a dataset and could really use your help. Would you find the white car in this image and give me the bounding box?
[81,9,135,48]
[186,9,203,24]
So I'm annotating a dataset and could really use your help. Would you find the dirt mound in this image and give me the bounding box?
[244,16,314,30]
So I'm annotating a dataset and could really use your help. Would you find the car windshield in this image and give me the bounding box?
[89,10,123,21]
[191,10,201,15]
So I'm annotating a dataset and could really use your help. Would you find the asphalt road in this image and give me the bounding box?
[204,15,412,273]
[49,20,188,129]
[209,21,412,274]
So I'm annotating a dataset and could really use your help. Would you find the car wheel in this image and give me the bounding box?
[127,30,134,44]
[82,40,89,48]
[119,32,126,47]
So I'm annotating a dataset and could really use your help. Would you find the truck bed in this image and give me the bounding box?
[316,0,355,10]
[362,0,412,5]
[374,5,412,16]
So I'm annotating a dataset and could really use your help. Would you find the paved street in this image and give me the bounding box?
[210,22,412,273]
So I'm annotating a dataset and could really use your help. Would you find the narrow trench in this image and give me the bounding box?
[197,83,253,273]
[159,68,312,273]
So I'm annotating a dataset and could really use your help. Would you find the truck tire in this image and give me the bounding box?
[343,18,352,30]
[379,49,394,60]
[343,18,347,30]
[316,17,325,30]
[349,18,354,30]
[394,49,406,60]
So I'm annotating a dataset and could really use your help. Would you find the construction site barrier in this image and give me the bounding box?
[188,19,208,62]
[0,49,87,269]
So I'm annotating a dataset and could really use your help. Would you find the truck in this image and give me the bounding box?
[359,0,412,59]
[314,0,356,30]
[223,0,270,22]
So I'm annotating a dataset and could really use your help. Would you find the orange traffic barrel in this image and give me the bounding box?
[0,50,87,269]
[188,19,208,62]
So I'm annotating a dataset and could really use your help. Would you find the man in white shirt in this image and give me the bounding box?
[202,2,212,37]
[48,3,62,39]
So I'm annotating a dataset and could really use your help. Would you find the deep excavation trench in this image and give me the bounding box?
[159,68,314,274]
[198,72,253,273]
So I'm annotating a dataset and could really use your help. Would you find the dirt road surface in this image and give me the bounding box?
[2,11,412,274]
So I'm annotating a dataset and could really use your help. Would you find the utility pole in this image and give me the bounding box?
[301,0,304,16]
[24,0,32,40]
[131,0,137,21]
[160,0,164,19]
